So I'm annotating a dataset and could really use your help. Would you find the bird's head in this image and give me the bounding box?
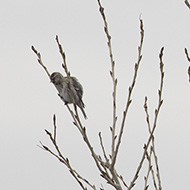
[50,72,64,85]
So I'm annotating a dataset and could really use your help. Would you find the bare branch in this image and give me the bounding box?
[98,132,109,163]
[184,48,190,82]
[112,18,144,169]
[185,48,190,62]
[53,114,57,141]
[97,0,118,164]
[32,1,164,188]
[97,1,123,189]
[128,47,164,190]
[55,35,70,76]
[152,148,162,190]
[116,173,129,188]
[144,97,158,190]
[31,46,51,77]
[32,38,117,188]
[185,0,190,9]
[40,119,97,190]
[55,35,77,112]
[144,97,151,134]
[144,149,152,190]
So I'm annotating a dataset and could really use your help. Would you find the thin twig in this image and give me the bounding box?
[32,44,100,190]
[116,172,129,188]
[97,0,118,164]
[152,148,161,190]
[112,18,144,170]
[55,35,70,75]
[184,48,190,82]
[53,114,57,141]
[185,48,190,62]
[128,47,164,190]
[39,142,88,190]
[41,123,97,190]
[144,97,158,190]
[98,132,109,163]
[55,35,79,118]
[55,36,87,125]
[144,150,152,190]
[97,1,122,189]
[31,46,51,77]
[185,0,190,9]
[32,39,118,188]
[144,146,158,190]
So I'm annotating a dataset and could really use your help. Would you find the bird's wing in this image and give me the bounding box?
[71,77,83,99]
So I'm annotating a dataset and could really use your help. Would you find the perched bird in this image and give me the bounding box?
[50,72,87,119]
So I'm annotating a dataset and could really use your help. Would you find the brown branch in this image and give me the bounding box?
[185,0,190,9]
[31,46,51,77]
[97,0,118,164]
[98,132,109,164]
[97,1,122,189]
[184,48,190,82]
[66,99,116,186]
[81,128,118,188]
[53,114,57,141]
[128,47,164,190]
[55,35,79,118]
[144,97,158,190]
[32,45,99,189]
[38,117,97,190]
[40,140,88,190]
[31,43,81,126]
[144,150,152,190]
[152,150,161,190]
[55,36,87,123]
[97,6,145,188]
[185,48,190,62]
[32,38,117,188]
[55,35,70,76]
[112,18,144,170]
[116,172,129,188]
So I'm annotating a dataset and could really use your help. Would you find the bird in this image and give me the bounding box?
[50,72,87,119]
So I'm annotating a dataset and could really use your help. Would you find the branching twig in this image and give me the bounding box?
[144,98,158,190]
[97,1,122,189]
[55,35,81,123]
[54,36,118,186]
[32,1,164,188]
[112,18,144,169]
[116,173,129,188]
[128,47,164,190]
[32,38,120,188]
[38,115,96,190]
[97,0,118,164]
[97,3,146,188]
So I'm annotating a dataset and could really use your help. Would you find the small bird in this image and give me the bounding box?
[50,72,87,119]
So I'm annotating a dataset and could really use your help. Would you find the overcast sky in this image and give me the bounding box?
[1,0,190,189]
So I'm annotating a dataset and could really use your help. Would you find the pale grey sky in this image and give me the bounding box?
[1,0,190,189]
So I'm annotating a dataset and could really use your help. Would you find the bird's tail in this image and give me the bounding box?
[77,100,87,119]
[79,106,87,119]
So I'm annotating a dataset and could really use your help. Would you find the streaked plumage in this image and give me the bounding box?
[50,72,87,119]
